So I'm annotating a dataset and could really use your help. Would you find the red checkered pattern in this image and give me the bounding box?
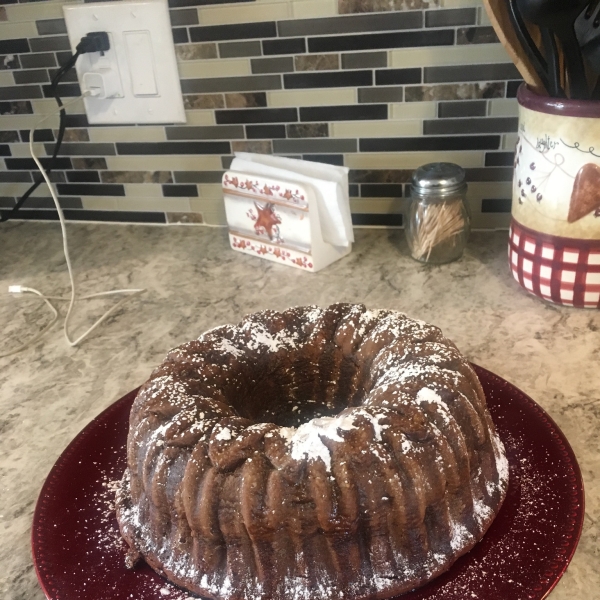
[509,219,600,309]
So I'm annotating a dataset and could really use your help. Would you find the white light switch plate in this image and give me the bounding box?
[63,0,186,125]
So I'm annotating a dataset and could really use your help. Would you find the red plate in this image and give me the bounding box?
[32,365,585,600]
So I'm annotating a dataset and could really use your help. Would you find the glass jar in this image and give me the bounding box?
[405,162,470,264]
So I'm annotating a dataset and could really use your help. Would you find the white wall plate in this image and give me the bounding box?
[63,0,186,125]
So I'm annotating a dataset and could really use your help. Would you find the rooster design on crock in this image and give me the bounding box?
[515,129,600,224]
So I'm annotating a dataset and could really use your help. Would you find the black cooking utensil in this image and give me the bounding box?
[575,0,600,99]
[517,0,589,99]
[540,27,564,97]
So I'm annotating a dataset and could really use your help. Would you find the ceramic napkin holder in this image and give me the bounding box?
[222,171,352,272]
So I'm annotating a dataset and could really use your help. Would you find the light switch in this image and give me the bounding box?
[124,31,158,97]
[63,0,185,124]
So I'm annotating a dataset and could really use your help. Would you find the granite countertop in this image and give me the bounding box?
[0,221,598,600]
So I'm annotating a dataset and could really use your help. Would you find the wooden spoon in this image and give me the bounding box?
[483,0,546,94]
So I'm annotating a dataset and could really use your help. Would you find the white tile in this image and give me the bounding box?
[561,270,576,284]
[563,250,579,263]
[584,292,600,303]
[523,258,533,274]
[524,277,533,291]
[540,265,552,280]
[586,272,600,285]
[541,245,554,260]
[540,284,552,297]
[524,240,536,255]
[588,252,600,265]
[560,289,574,302]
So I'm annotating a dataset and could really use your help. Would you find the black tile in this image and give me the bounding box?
[424,63,520,83]
[64,114,89,127]
[162,184,198,197]
[30,36,71,52]
[424,117,518,135]
[482,198,512,213]
[352,213,403,227]
[55,51,73,66]
[0,54,20,70]
[0,144,11,156]
[507,80,522,97]
[0,172,32,182]
[57,183,125,196]
[485,151,515,167]
[44,142,115,156]
[169,8,199,26]
[358,86,403,103]
[465,167,513,181]
[36,18,67,36]
[165,125,244,140]
[0,85,43,100]
[308,29,454,53]
[425,8,476,28]
[47,67,78,83]
[375,68,421,85]
[20,128,54,142]
[302,154,344,166]
[13,209,167,224]
[6,157,72,170]
[284,70,372,89]
[438,100,487,118]
[360,135,501,152]
[13,69,49,84]
[219,40,262,58]
[42,82,81,98]
[251,56,293,74]
[278,11,422,37]
[342,51,387,70]
[174,170,224,183]
[172,27,189,44]
[0,131,19,143]
[349,184,359,197]
[221,156,234,169]
[181,74,281,93]
[262,38,306,56]
[0,101,33,115]
[361,183,404,197]
[190,21,276,43]
[216,107,297,124]
[66,170,101,182]
[22,196,82,209]
[300,104,387,122]
[273,138,356,153]
[116,141,231,154]
[21,52,56,69]
[0,39,30,54]
[246,124,286,139]
[457,26,498,45]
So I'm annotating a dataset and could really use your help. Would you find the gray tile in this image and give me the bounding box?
[20,53,56,69]
[36,19,67,36]
[1,55,20,70]
[457,26,498,45]
[273,138,357,153]
[0,85,43,100]
[72,157,107,169]
[342,51,387,70]
[424,63,521,83]
[174,171,224,183]
[405,82,504,101]
[358,86,403,103]
[24,196,82,209]
[425,8,476,28]
[225,92,267,108]
[251,56,294,74]
[169,8,198,26]
[287,123,328,138]
[13,69,49,84]
[176,43,217,60]
[0,171,32,183]
[219,41,262,58]
[423,116,518,135]
[30,36,71,52]
[43,142,116,156]
[232,140,272,154]
[438,100,487,118]
[166,125,244,140]
[278,11,422,37]
[181,74,282,93]
[101,171,172,184]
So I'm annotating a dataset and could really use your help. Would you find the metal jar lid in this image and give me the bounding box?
[411,162,467,196]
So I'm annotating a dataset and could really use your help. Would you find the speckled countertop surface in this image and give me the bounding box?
[0,221,597,600]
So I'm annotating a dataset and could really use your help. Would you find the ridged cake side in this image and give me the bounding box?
[116,304,508,600]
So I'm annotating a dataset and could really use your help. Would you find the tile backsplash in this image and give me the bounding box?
[0,0,519,228]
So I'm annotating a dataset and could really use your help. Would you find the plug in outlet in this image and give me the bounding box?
[63,0,186,124]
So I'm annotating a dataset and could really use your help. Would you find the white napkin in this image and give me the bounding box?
[230,153,354,248]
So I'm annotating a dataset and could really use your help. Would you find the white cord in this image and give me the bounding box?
[1,96,146,357]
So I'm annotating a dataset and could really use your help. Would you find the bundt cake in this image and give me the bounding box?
[116,304,508,600]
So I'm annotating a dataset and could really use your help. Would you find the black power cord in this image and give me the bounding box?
[0,32,110,223]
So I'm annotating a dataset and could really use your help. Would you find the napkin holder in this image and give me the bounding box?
[223,171,352,272]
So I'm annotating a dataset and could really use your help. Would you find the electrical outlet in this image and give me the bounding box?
[63,0,186,125]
